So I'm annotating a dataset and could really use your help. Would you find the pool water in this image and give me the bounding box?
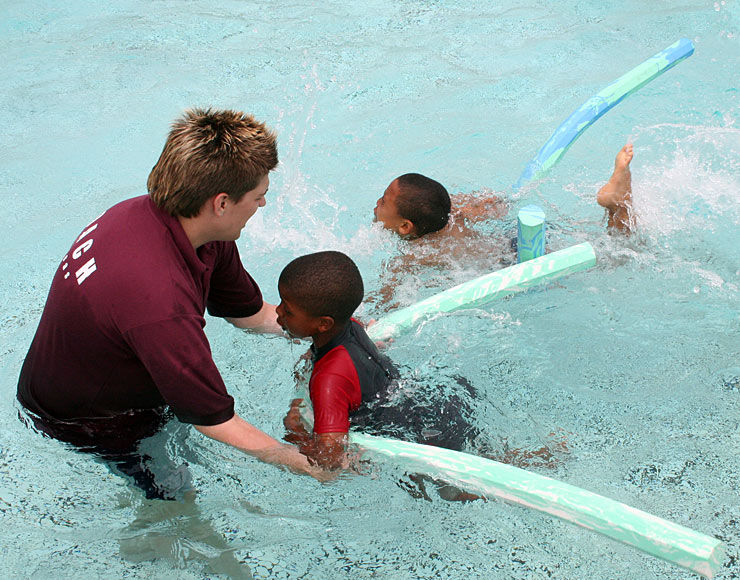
[1,1,740,578]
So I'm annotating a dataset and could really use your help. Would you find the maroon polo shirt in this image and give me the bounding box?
[18,195,263,438]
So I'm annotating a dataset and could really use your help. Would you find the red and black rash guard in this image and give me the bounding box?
[309,319,397,434]
[309,320,482,453]
[17,195,263,450]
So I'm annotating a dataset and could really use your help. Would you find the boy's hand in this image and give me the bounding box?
[362,319,395,350]
[284,398,305,432]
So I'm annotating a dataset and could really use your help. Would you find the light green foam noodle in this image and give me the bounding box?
[348,433,725,578]
[296,239,725,576]
[295,392,726,577]
[367,241,597,342]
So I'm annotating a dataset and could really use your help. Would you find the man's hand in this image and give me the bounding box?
[226,302,282,334]
[194,413,329,480]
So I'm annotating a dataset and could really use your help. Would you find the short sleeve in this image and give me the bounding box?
[206,242,263,318]
[125,315,235,425]
[310,373,356,434]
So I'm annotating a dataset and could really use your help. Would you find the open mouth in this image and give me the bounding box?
[279,324,296,339]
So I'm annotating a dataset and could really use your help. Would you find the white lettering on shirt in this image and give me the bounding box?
[75,258,97,285]
[72,239,93,259]
[63,220,101,285]
[76,222,99,243]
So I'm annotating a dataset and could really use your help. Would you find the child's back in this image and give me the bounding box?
[309,318,482,453]
[308,319,397,435]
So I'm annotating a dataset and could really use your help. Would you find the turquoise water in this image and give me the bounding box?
[1,1,740,578]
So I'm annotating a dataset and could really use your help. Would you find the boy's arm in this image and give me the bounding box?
[283,391,351,471]
[451,191,508,224]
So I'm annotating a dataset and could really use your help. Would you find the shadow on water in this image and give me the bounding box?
[117,491,253,580]
[111,427,256,579]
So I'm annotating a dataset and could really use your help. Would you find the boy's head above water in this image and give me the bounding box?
[277,251,364,340]
[373,173,451,239]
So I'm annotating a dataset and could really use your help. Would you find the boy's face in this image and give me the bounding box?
[373,180,413,236]
[276,287,327,339]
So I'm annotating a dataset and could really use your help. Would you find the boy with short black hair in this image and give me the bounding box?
[373,173,507,240]
[373,173,452,238]
[276,251,563,480]
[277,250,397,470]
[373,144,635,240]
[370,147,635,307]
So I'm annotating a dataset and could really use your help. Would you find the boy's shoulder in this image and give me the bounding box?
[312,319,391,380]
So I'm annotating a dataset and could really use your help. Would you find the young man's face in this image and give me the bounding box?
[223,174,269,240]
[276,287,326,340]
[373,179,411,235]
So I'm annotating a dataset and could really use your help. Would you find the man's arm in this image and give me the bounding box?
[194,413,330,479]
[226,302,282,334]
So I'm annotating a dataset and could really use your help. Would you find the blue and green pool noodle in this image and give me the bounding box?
[517,204,546,263]
[515,38,695,189]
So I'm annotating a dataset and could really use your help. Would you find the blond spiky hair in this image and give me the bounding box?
[147,108,278,217]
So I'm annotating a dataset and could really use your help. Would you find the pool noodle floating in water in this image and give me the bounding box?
[366,241,596,343]
[514,38,695,189]
[517,204,546,263]
[320,240,723,575]
[296,241,724,574]
[348,433,725,578]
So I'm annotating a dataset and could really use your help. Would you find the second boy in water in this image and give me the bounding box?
[373,144,635,239]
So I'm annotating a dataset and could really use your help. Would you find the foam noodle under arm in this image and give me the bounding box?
[349,433,726,579]
[367,242,596,342]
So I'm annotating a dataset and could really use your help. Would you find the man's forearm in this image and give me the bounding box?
[195,414,323,478]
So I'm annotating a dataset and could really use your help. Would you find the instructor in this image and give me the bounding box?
[17,108,320,482]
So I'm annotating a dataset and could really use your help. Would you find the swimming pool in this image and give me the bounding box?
[1,0,739,578]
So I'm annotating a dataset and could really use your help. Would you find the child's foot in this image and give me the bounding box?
[597,144,633,209]
[597,144,634,232]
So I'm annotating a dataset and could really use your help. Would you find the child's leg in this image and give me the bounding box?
[597,144,634,233]
[397,472,485,502]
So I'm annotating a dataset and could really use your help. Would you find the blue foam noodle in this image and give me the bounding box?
[515,38,695,189]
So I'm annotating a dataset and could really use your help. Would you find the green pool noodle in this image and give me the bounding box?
[294,392,725,577]
[348,433,725,579]
[367,241,597,342]
[517,204,546,263]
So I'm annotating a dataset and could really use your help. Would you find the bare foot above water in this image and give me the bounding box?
[597,144,634,233]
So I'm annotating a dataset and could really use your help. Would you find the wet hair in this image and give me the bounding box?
[278,251,364,323]
[394,173,451,237]
[147,107,278,217]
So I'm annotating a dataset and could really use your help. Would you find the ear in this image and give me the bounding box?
[397,219,415,237]
[209,193,230,217]
[317,316,335,333]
